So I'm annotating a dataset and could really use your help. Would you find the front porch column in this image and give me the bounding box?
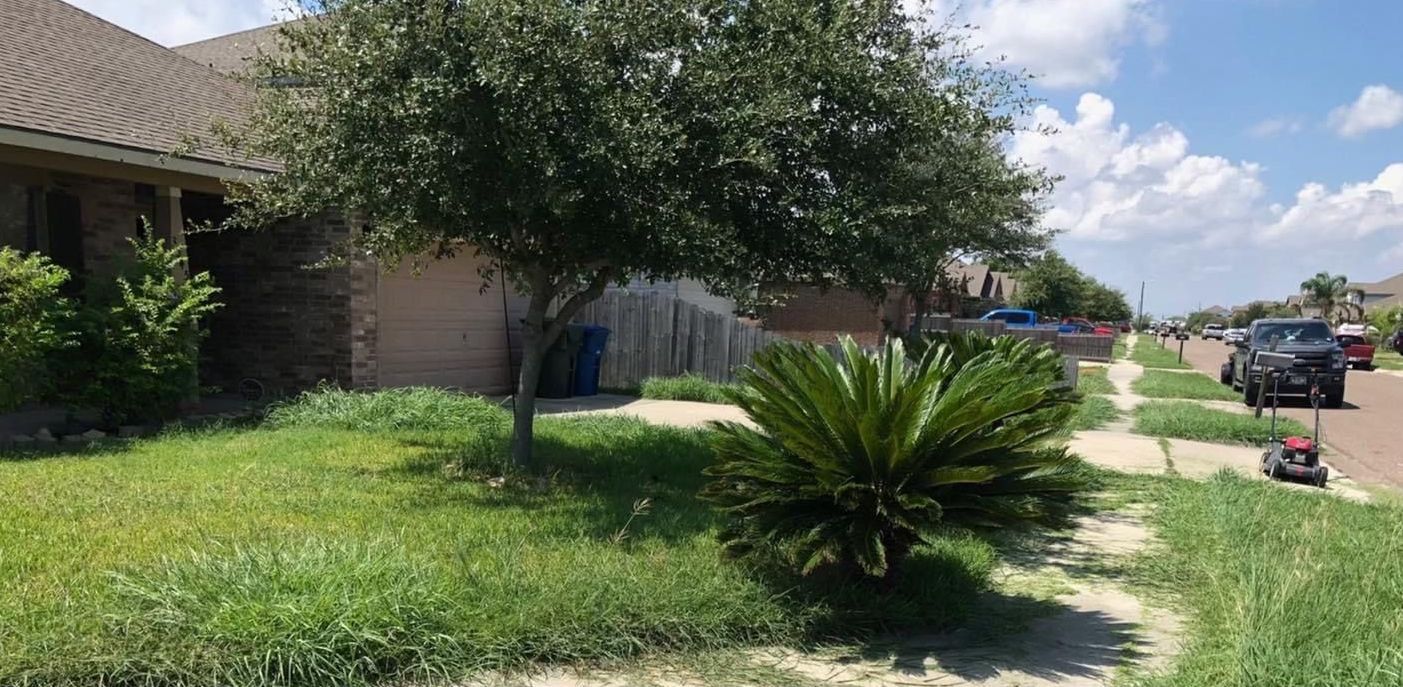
[151,186,186,280]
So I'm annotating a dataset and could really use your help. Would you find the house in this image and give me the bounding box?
[760,262,1012,344]
[1201,305,1229,318]
[0,0,527,395]
[1347,271,1403,311]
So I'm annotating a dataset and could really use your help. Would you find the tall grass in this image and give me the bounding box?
[1133,400,1308,445]
[1132,370,1239,401]
[1129,341,1191,369]
[1077,366,1115,395]
[1135,472,1403,687]
[1070,395,1120,432]
[0,392,997,686]
[265,385,508,432]
[639,374,740,404]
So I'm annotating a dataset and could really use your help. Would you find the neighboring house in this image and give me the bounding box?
[1201,305,1229,318]
[0,0,527,395]
[761,262,1011,344]
[1283,295,1321,317]
[610,277,738,316]
[1347,271,1403,311]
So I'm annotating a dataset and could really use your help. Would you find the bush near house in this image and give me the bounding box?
[0,248,72,410]
[0,238,220,424]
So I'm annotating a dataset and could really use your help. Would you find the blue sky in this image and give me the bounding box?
[71,0,1403,318]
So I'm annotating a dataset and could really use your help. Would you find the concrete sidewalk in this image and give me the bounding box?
[535,394,752,428]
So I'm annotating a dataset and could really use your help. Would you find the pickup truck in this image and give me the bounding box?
[1336,334,1375,370]
[979,310,1114,334]
[1227,318,1347,408]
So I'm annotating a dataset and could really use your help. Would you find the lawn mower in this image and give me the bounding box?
[1256,351,1329,488]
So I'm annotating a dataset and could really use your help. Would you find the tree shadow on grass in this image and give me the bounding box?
[382,415,722,543]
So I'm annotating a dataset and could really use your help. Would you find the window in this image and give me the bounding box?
[0,182,37,251]
[1252,321,1333,344]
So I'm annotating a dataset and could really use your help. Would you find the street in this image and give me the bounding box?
[1171,336,1403,491]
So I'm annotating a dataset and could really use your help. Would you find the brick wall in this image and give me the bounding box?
[187,211,374,395]
[50,172,153,275]
[762,285,907,347]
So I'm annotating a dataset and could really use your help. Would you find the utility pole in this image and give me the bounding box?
[1137,281,1146,329]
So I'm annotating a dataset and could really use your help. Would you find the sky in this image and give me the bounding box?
[69,0,1403,318]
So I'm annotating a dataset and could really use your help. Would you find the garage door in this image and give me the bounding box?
[377,254,526,392]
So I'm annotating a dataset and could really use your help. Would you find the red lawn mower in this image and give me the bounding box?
[1256,351,1329,488]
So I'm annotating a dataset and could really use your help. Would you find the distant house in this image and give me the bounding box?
[1347,271,1403,311]
[609,277,738,316]
[1201,305,1229,318]
[761,261,1012,344]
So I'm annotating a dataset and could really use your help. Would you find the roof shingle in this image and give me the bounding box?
[0,0,273,171]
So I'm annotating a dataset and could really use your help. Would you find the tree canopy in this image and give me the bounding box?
[225,0,1052,468]
[1011,251,1128,321]
[1299,271,1362,323]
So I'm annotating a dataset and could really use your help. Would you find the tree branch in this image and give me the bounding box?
[544,267,615,344]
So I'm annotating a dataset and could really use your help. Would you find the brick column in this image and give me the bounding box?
[152,186,186,280]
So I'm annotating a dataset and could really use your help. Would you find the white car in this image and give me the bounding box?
[1202,324,1226,340]
[1223,328,1247,345]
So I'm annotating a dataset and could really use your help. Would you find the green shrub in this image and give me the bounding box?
[703,337,1092,580]
[0,248,72,410]
[56,237,221,424]
[639,374,739,404]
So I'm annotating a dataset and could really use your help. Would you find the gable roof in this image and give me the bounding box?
[174,20,304,75]
[946,263,992,298]
[0,0,273,172]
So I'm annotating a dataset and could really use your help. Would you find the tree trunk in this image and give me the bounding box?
[511,303,547,471]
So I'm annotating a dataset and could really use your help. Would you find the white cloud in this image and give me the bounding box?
[1327,85,1403,138]
[1247,117,1303,139]
[1267,164,1403,239]
[65,0,289,46]
[908,0,1164,89]
[1009,93,1267,241]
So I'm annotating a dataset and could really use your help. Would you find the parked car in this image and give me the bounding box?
[979,308,1040,328]
[1202,323,1225,340]
[1223,328,1247,345]
[1391,329,1403,355]
[1336,334,1375,370]
[1227,318,1346,408]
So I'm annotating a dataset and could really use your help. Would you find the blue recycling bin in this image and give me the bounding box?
[573,325,611,396]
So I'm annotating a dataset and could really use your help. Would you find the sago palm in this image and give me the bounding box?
[702,336,1091,580]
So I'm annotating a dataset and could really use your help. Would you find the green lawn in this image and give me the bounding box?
[1128,471,1403,686]
[1132,400,1308,445]
[1129,340,1192,369]
[1070,395,1120,432]
[640,374,740,404]
[1077,366,1115,395]
[0,390,994,686]
[1372,348,1403,371]
[1112,336,1128,361]
[1132,370,1239,401]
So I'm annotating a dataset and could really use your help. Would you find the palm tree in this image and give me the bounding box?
[1299,272,1363,323]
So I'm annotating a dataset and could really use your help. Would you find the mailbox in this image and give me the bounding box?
[1175,333,1190,341]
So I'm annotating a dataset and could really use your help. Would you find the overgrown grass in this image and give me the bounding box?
[1071,395,1120,432]
[640,374,740,405]
[1132,471,1403,686]
[1132,370,1239,401]
[1129,340,1191,369]
[0,389,997,686]
[1113,336,1128,360]
[1372,349,1403,371]
[265,385,508,432]
[1077,366,1115,395]
[1133,400,1308,445]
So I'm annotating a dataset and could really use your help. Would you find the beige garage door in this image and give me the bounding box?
[377,254,526,393]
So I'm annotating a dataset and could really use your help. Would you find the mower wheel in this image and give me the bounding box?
[1220,363,1232,385]
[1267,461,1280,481]
[1315,466,1330,488]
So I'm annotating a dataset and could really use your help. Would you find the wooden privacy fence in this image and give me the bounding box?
[572,291,787,388]
[572,292,1111,389]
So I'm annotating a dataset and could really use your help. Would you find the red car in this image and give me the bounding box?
[1061,317,1117,335]
[1336,334,1374,370]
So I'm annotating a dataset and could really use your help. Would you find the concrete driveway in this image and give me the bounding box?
[1174,336,1403,490]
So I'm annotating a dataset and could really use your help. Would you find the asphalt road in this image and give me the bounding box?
[1172,336,1403,491]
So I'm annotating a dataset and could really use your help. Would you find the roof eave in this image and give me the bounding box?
[0,125,271,183]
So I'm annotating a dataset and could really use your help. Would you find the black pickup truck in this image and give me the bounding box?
[1226,318,1347,408]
